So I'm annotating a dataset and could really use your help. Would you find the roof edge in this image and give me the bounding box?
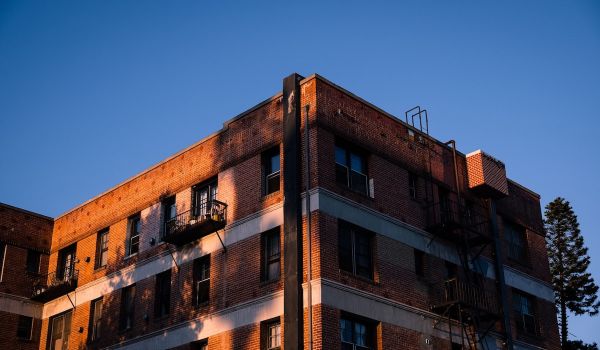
[0,202,54,221]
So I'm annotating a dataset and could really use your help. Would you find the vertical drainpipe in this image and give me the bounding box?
[283,73,304,350]
[304,104,313,350]
[489,199,514,350]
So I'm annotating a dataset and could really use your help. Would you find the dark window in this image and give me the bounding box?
[154,270,171,317]
[505,222,527,263]
[191,339,208,350]
[57,244,76,281]
[262,228,281,282]
[127,214,141,256]
[263,147,281,195]
[340,316,374,350]
[119,284,136,331]
[451,343,463,350]
[335,144,368,195]
[95,229,109,269]
[338,221,373,280]
[26,249,41,274]
[89,298,103,342]
[408,173,417,199]
[49,311,72,350]
[17,315,33,340]
[414,249,425,277]
[193,256,210,306]
[162,196,177,240]
[193,179,218,218]
[445,261,458,279]
[513,291,536,335]
[262,318,281,350]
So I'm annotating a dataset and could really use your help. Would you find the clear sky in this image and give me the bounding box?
[1,0,599,344]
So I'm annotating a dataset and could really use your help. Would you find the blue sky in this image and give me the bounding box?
[1,0,599,343]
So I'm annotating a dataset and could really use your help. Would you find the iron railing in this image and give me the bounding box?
[435,278,498,316]
[163,200,227,239]
[32,269,79,299]
[425,199,489,237]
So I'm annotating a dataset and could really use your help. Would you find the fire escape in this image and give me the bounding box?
[406,107,507,349]
[162,199,227,247]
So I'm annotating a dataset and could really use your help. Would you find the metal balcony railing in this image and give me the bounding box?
[31,269,79,302]
[163,200,227,245]
[425,199,490,243]
[433,278,498,317]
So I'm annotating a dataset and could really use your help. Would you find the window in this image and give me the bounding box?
[408,172,417,199]
[505,222,527,263]
[49,311,72,350]
[261,228,281,282]
[193,256,210,306]
[262,319,281,350]
[414,249,425,277]
[154,270,171,317]
[57,244,76,281]
[127,214,141,256]
[338,221,373,280]
[119,284,136,331]
[95,229,109,269]
[17,315,33,340]
[162,196,177,240]
[26,249,41,274]
[263,147,281,195]
[340,316,374,350]
[193,179,218,218]
[445,261,458,279]
[0,243,7,282]
[513,291,536,335]
[89,298,103,342]
[335,144,368,195]
[190,339,208,350]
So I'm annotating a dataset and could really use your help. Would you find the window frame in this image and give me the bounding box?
[335,143,369,196]
[0,242,7,282]
[261,317,281,350]
[48,310,72,350]
[26,249,41,275]
[161,195,177,241]
[192,178,218,218]
[408,172,418,200]
[340,314,375,350]
[119,284,136,331]
[414,249,425,277]
[89,297,103,342]
[127,214,141,257]
[193,255,211,306]
[338,221,374,280]
[154,269,172,318]
[261,228,281,282]
[263,146,281,196]
[17,315,33,340]
[513,290,537,336]
[504,221,528,264]
[95,228,109,269]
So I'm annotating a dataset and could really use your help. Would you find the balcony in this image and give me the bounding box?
[431,278,498,320]
[31,269,79,302]
[163,200,227,246]
[425,199,491,247]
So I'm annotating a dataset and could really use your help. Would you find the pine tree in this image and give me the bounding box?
[544,197,600,348]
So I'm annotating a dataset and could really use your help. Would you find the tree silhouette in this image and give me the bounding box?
[544,197,600,348]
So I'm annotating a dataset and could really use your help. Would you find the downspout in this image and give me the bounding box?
[304,104,313,350]
[444,140,461,203]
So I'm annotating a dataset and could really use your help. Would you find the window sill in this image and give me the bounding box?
[194,301,210,309]
[153,314,170,322]
[17,338,35,343]
[124,253,138,261]
[261,191,281,201]
[340,269,378,286]
[94,265,107,272]
[260,278,281,287]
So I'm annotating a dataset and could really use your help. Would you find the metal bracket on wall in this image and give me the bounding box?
[66,292,76,310]
[215,229,226,253]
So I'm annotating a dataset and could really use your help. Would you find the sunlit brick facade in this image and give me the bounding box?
[0,74,560,350]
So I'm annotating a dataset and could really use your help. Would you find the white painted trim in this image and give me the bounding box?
[0,292,42,318]
[306,187,555,302]
[42,203,283,319]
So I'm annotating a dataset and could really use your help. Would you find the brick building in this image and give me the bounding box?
[0,73,559,350]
